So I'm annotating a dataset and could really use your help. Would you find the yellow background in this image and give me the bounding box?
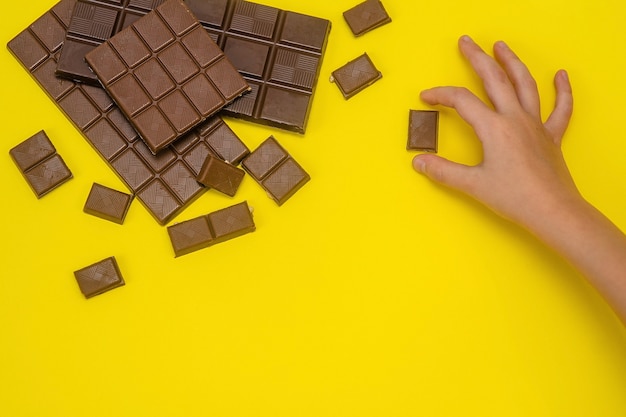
[2,0,626,415]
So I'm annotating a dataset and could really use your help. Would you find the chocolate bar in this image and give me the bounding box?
[74,256,125,298]
[167,201,255,257]
[343,0,391,36]
[9,130,73,198]
[184,0,331,133]
[56,0,166,84]
[83,182,133,224]
[330,53,382,99]
[241,136,309,205]
[7,0,250,225]
[407,110,438,152]
[196,154,245,197]
[85,0,249,154]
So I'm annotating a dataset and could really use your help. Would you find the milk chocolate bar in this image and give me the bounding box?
[85,0,249,154]
[330,53,382,99]
[185,0,331,133]
[343,0,391,36]
[9,130,73,198]
[74,256,125,298]
[196,154,245,197]
[83,182,133,224]
[407,110,438,152]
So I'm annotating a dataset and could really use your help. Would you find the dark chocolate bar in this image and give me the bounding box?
[407,110,438,152]
[9,130,73,198]
[85,0,249,154]
[196,154,245,197]
[343,0,391,36]
[74,256,125,298]
[167,200,255,257]
[330,52,382,99]
[7,0,250,225]
[83,182,133,224]
[241,136,309,205]
[184,0,331,133]
[56,0,166,84]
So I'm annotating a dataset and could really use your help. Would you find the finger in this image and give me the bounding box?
[544,70,573,145]
[493,41,541,119]
[413,153,477,195]
[458,35,520,114]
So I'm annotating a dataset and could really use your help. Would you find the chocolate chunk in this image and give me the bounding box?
[167,201,255,257]
[407,110,438,152]
[56,0,166,84]
[343,0,391,36]
[197,155,245,197]
[330,53,382,99]
[242,136,309,205]
[185,0,331,133]
[85,0,249,154]
[7,1,250,225]
[9,130,73,198]
[83,182,133,224]
[74,256,125,298]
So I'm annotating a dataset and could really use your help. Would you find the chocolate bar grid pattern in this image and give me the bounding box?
[85,0,249,155]
[185,0,331,133]
[7,0,249,225]
[56,0,166,84]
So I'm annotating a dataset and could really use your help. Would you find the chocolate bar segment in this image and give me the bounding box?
[185,0,331,133]
[9,130,73,198]
[85,0,249,154]
[167,201,255,257]
[7,0,250,225]
[56,0,166,84]
[407,110,438,152]
[330,52,382,99]
[343,0,391,36]
[83,182,133,224]
[74,256,125,298]
[197,155,245,197]
[242,136,309,205]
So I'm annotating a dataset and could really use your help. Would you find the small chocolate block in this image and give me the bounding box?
[85,0,249,154]
[83,182,133,224]
[407,110,438,152]
[9,130,73,198]
[330,53,382,99]
[242,136,310,206]
[167,201,255,257]
[197,155,245,197]
[343,0,391,36]
[74,256,125,298]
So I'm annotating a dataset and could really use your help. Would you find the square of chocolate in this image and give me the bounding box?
[407,110,438,152]
[196,155,245,197]
[330,53,382,99]
[241,136,310,206]
[83,182,133,224]
[85,0,249,154]
[343,0,391,36]
[9,130,73,198]
[74,256,125,298]
[167,201,255,257]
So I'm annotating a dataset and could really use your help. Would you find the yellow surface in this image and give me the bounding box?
[1,0,626,415]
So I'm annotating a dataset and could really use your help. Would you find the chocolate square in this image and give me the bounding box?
[330,52,382,99]
[343,0,391,36]
[196,154,245,197]
[83,182,133,224]
[74,256,125,298]
[407,110,438,152]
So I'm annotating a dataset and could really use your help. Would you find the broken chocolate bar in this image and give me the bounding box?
[83,182,133,224]
[196,154,245,197]
[330,53,382,99]
[407,110,438,152]
[343,0,391,36]
[74,256,125,298]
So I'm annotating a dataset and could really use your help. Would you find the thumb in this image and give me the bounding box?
[412,154,475,192]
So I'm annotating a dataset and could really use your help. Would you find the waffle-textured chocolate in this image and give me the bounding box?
[85,0,249,155]
[83,182,133,224]
[9,130,73,198]
[343,0,391,37]
[7,0,250,225]
[74,256,125,298]
[56,0,166,84]
[184,0,331,133]
[330,52,382,99]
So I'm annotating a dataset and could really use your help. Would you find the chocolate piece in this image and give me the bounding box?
[407,110,438,152]
[167,201,255,257]
[241,136,309,205]
[185,0,331,133]
[343,0,391,36]
[83,182,133,224]
[85,0,249,154]
[9,130,73,198]
[7,0,250,225]
[197,155,245,197]
[74,256,125,298]
[330,53,382,99]
[56,0,166,84]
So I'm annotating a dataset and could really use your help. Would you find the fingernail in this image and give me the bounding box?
[413,157,426,173]
[495,40,508,50]
[460,35,472,43]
